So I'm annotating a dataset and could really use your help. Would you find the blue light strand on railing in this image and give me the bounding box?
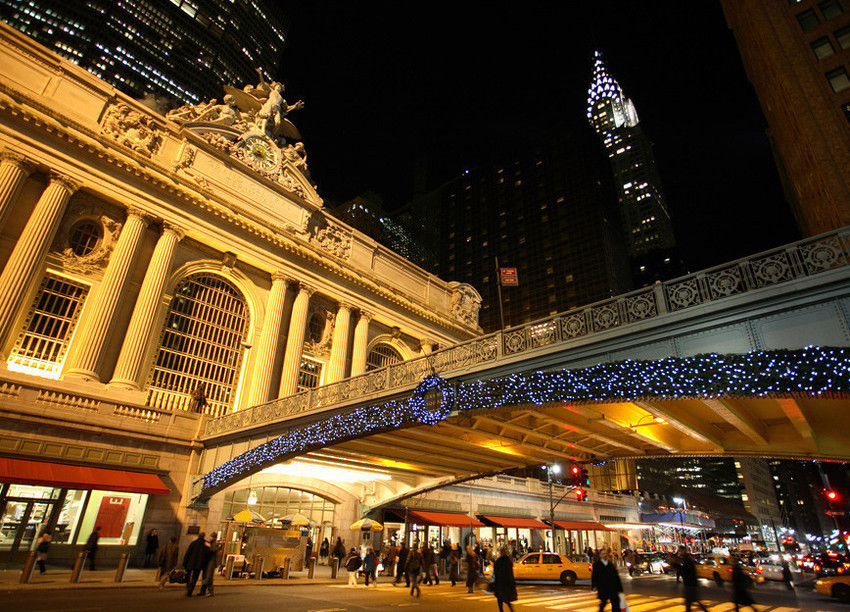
[455,347,850,409]
[201,375,452,494]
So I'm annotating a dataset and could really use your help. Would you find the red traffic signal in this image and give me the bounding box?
[575,488,586,502]
[827,490,839,501]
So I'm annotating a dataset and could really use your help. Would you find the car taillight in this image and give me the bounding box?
[815,565,822,571]
[756,566,762,574]
[839,567,845,574]
[588,564,592,571]
[727,568,732,573]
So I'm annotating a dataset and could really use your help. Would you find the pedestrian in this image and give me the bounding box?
[144,528,159,568]
[85,526,101,571]
[422,542,437,585]
[319,537,330,565]
[406,542,423,597]
[183,531,207,597]
[332,536,346,571]
[363,546,377,586]
[731,558,758,612]
[157,535,179,590]
[449,544,459,586]
[306,536,313,560]
[675,546,709,612]
[492,545,518,612]
[199,532,221,597]
[394,541,409,586]
[344,547,362,587]
[35,531,50,574]
[385,543,398,577]
[781,560,794,590]
[592,547,624,612]
[466,545,480,593]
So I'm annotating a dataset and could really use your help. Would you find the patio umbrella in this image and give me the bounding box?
[280,513,314,527]
[226,509,266,523]
[350,518,383,532]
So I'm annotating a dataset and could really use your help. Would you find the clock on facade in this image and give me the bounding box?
[241,135,279,171]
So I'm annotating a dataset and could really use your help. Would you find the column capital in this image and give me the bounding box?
[161,221,185,241]
[126,207,154,226]
[0,151,36,174]
[358,309,374,322]
[270,271,292,284]
[298,283,317,297]
[337,301,354,312]
[47,171,80,194]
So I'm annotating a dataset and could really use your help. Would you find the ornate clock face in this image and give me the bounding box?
[243,136,278,170]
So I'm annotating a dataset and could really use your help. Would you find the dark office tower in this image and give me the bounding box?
[0,0,287,104]
[586,51,681,287]
[768,460,833,540]
[408,127,632,333]
[722,0,850,235]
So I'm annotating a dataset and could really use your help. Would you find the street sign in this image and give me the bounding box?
[500,267,518,286]
[825,510,847,517]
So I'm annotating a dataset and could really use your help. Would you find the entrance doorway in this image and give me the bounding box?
[0,499,53,564]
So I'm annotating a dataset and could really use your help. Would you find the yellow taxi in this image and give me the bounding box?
[815,575,850,603]
[505,552,592,586]
[694,555,765,586]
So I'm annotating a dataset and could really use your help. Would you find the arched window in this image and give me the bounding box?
[366,343,403,371]
[147,273,248,416]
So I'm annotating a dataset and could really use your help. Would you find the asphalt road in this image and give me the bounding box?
[1,573,845,611]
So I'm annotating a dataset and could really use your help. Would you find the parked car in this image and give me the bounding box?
[484,552,592,586]
[631,552,671,575]
[816,575,850,603]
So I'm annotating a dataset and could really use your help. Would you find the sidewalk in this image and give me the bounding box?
[0,561,342,591]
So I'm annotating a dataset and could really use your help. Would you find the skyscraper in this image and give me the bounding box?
[722,0,850,235]
[0,0,288,105]
[587,51,682,287]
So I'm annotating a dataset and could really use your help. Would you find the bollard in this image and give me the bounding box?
[114,553,130,582]
[282,557,291,579]
[307,555,316,579]
[20,551,37,584]
[330,557,339,579]
[70,551,88,583]
[224,555,235,580]
[253,555,264,580]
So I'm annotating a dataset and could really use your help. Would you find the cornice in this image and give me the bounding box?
[0,84,478,338]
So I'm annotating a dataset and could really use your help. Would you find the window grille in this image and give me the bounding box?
[68,220,102,257]
[366,343,403,371]
[297,357,323,391]
[146,274,248,416]
[7,274,89,379]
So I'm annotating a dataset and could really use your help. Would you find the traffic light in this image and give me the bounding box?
[570,465,580,486]
[826,490,839,503]
[575,488,586,502]
[580,467,590,488]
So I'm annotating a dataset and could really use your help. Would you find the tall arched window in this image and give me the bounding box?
[366,343,403,371]
[147,273,249,416]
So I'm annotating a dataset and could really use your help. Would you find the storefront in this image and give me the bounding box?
[384,509,483,549]
[551,520,615,559]
[478,515,548,555]
[0,457,169,564]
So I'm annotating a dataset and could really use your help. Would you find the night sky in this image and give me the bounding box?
[275,2,801,271]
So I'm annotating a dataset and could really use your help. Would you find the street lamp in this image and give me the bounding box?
[548,464,561,554]
[673,497,686,548]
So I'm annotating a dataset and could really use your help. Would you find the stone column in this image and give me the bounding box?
[419,338,435,355]
[350,310,373,377]
[108,223,182,390]
[247,272,290,406]
[63,210,150,381]
[326,302,352,384]
[0,152,36,231]
[278,284,314,397]
[0,173,78,347]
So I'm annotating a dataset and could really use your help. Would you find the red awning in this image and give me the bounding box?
[553,520,613,532]
[0,458,170,495]
[482,515,549,529]
[407,510,484,527]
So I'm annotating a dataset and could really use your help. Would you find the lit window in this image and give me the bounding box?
[826,66,850,92]
[7,274,89,379]
[797,8,821,30]
[297,357,323,391]
[820,0,844,20]
[812,36,836,59]
[835,26,850,49]
[366,344,403,371]
[68,220,102,257]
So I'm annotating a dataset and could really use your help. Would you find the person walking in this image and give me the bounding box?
[157,535,179,590]
[675,546,709,612]
[35,531,50,574]
[394,542,409,586]
[144,529,159,568]
[363,547,377,586]
[319,537,330,565]
[466,545,480,593]
[385,543,398,577]
[332,537,346,572]
[731,558,758,612]
[344,547,362,587]
[198,532,221,597]
[406,542,423,597]
[592,548,624,612]
[781,560,794,590]
[449,544,459,586]
[422,543,436,585]
[85,526,100,571]
[183,531,207,597]
[493,545,518,612]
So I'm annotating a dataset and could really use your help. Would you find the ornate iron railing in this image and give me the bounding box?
[204,227,850,438]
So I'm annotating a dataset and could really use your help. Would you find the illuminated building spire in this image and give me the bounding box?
[587,50,638,131]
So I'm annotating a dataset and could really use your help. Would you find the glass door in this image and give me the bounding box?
[1,500,53,564]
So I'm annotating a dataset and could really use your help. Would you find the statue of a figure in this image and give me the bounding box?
[166,95,241,127]
[283,142,309,177]
[189,384,207,413]
[255,81,304,140]
[222,68,304,142]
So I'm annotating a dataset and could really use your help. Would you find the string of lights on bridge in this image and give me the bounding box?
[199,347,850,499]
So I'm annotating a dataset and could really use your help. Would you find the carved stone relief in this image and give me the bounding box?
[101,103,161,157]
[449,283,482,328]
[55,201,123,274]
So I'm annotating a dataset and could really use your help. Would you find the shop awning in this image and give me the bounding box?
[0,458,170,495]
[407,510,484,527]
[552,520,613,531]
[481,515,549,529]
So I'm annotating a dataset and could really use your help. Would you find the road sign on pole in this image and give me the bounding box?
[500,267,519,286]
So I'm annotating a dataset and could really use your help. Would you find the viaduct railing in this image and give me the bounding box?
[203,227,850,438]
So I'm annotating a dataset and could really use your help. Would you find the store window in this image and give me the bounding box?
[366,344,403,371]
[7,274,89,379]
[76,489,149,546]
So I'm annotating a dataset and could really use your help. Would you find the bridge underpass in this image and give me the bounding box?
[193,229,850,511]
